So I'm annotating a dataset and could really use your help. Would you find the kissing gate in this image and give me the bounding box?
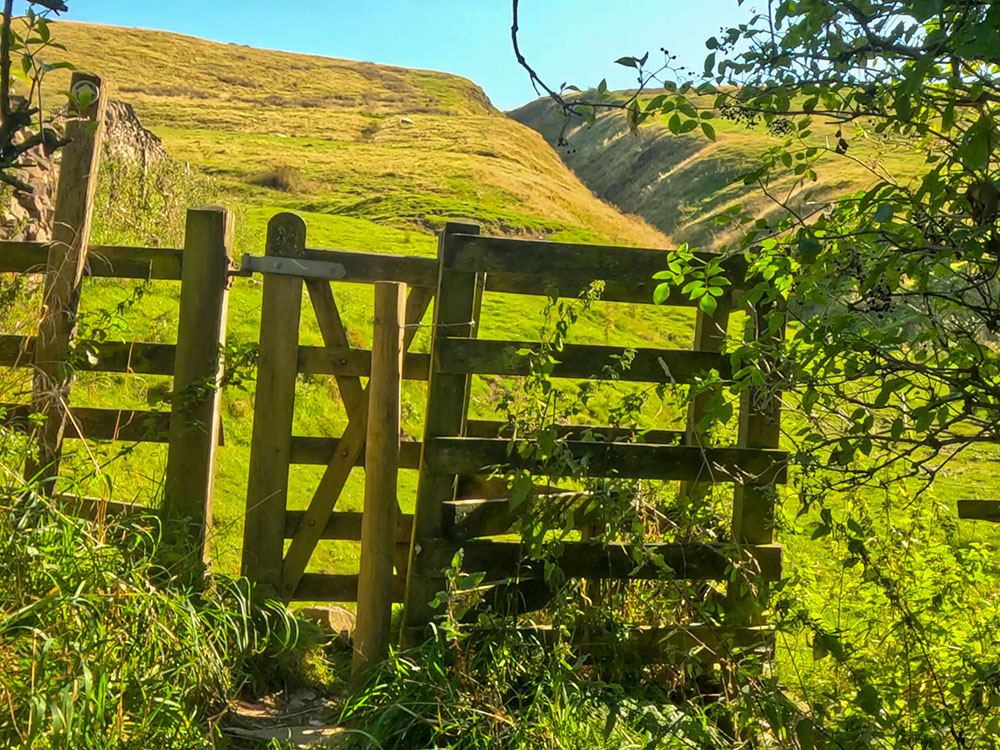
[0,75,783,674]
[239,213,785,666]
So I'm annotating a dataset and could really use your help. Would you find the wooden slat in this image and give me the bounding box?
[303,247,438,288]
[0,402,217,443]
[297,345,430,380]
[443,493,594,539]
[465,419,683,444]
[0,335,176,375]
[415,539,782,582]
[305,278,366,419]
[436,338,729,383]
[957,499,1000,522]
[447,234,747,304]
[515,624,775,659]
[425,437,787,484]
[0,240,185,280]
[289,435,422,467]
[284,510,413,541]
[291,573,406,603]
[242,213,307,590]
[58,494,155,520]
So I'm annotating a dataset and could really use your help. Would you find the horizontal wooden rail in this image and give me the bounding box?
[1,403,223,444]
[465,419,684,444]
[292,572,406,602]
[56,494,155,519]
[435,339,730,383]
[957,499,1000,522]
[289,435,422,467]
[424,437,787,483]
[284,510,413,542]
[414,539,782,581]
[516,624,775,660]
[0,240,186,280]
[448,234,749,305]
[0,240,441,287]
[444,493,594,538]
[303,247,438,287]
[297,345,430,380]
[0,334,176,375]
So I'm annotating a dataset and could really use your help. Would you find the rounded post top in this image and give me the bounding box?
[266,212,307,257]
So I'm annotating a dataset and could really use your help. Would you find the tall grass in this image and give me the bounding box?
[0,483,298,749]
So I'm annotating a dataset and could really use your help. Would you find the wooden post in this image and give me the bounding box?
[352,281,406,683]
[402,221,482,646]
[242,213,306,592]
[678,297,733,499]
[162,207,234,564]
[729,297,784,624]
[25,72,106,488]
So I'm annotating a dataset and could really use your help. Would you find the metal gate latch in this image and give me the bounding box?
[231,254,348,280]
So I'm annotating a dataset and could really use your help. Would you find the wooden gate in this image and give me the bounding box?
[240,213,437,603]
[401,222,786,655]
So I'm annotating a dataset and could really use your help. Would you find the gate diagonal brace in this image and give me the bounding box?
[233,253,347,280]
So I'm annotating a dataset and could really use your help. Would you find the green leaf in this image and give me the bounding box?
[701,122,716,140]
[698,293,718,314]
[615,56,637,68]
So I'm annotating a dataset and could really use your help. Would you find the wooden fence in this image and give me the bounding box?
[0,72,230,562]
[400,222,786,659]
[0,76,786,671]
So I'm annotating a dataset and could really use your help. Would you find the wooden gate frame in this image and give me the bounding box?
[401,222,786,655]
[241,212,436,602]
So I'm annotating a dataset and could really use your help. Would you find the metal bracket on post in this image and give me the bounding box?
[231,253,347,280]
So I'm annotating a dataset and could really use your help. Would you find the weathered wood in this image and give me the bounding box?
[0,403,182,443]
[447,234,747,304]
[414,539,783,582]
[0,334,176,374]
[443,492,596,539]
[292,573,406,603]
[289,435,422,467]
[297,345,430,380]
[162,207,233,563]
[242,213,307,591]
[679,299,733,500]
[26,72,107,487]
[402,222,482,644]
[304,279,365,419]
[514,624,775,661]
[303,246,437,287]
[0,240,52,273]
[957,499,1000,522]
[86,244,184,280]
[280,285,434,599]
[284,510,413,541]
[464,419,683,444]
[353,281,406,681]
[435,338,729,383]
[424,437,787,484]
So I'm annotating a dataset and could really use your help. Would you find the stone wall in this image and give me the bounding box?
[1,100,166,241]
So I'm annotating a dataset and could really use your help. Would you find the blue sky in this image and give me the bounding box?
[54,1,749,110]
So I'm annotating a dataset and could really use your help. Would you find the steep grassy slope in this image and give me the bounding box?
[510,93,925,249]
[44,22,664,248]
[16,23,689,578]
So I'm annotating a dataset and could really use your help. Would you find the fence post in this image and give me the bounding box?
[729,297,784,624]
[242,212,306,593]
[25,72,106,488]
[162,207,234,564]
[352,281,406,683]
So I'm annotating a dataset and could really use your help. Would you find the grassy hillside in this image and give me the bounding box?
[44,22,665,247]
[12,22,692,579]
[510,92,925,249]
